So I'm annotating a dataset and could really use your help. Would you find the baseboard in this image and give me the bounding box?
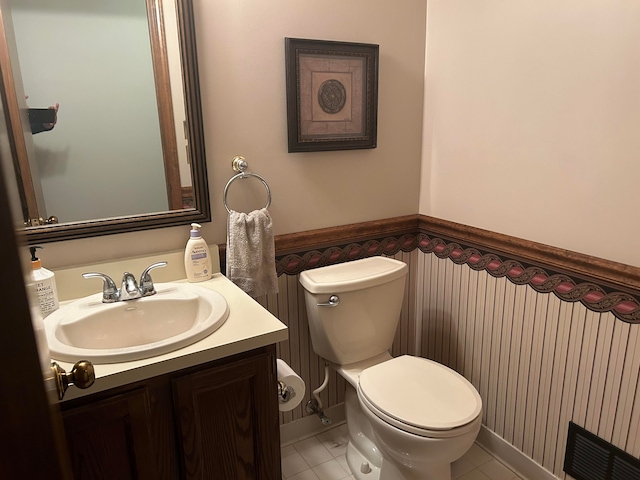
[280,403,346,447]
[477,426,561,480]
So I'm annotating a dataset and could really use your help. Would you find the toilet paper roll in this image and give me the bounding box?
[276,359,306,412]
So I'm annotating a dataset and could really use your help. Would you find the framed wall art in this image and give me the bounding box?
[285,38,379,153]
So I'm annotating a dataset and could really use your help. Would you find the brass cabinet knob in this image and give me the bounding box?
[51,360,95,400]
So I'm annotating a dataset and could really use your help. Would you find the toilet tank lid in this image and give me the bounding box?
[299,256,408,294]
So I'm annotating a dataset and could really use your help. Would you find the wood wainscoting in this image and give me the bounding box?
[222,214,640,479]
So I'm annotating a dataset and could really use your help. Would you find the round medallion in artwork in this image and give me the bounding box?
[318,79,347,114]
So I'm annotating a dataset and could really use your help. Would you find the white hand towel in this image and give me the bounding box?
[226,208,278,298]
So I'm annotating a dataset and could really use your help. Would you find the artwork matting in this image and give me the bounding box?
[285,38,379,153]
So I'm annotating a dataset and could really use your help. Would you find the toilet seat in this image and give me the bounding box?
[358,356,482,438]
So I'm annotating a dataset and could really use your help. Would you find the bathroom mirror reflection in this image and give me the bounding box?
[1,0,209,243]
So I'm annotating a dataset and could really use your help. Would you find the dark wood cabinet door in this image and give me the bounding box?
[62,388,159,480]
[173,351,281,480]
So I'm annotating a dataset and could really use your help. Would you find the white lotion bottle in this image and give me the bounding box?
[184,223,212,282]
[30,246,59,318]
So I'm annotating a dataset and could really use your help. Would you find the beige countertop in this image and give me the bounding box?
[49,247,288,401]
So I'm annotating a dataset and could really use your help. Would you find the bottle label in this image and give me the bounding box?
[192,269,209,279]
[188,245,210,280]
[35,280,59,317]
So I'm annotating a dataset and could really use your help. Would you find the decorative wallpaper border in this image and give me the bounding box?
[273,215,640,324]
[277,234,417,275]
[418,234,640,323]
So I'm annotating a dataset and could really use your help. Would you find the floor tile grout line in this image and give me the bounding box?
[282,425,527,480]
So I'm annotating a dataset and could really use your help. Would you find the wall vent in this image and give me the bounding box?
[564,422,640,480]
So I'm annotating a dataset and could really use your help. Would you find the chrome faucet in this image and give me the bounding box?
[83,261,167,303]
[119,272,142,301]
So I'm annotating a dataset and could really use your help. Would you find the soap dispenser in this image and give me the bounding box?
[29,246,59,318]
[184,223,212,282]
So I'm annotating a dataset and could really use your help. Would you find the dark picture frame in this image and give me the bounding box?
[285,38,379,153]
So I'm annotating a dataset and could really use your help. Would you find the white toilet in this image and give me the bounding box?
[299,256,482,480]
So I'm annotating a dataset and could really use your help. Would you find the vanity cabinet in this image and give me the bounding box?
[62,387,164,479]
[60,346,281,480]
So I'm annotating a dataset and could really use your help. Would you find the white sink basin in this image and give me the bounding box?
[45,283,229,364]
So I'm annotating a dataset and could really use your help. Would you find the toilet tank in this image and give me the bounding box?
[299,256,408,365]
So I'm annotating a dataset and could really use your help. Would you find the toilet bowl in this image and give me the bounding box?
[334,353,482,480]
[356,355,482,480]
[299,257,483,480]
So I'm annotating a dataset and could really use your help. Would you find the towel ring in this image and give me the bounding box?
[223,156,272,213]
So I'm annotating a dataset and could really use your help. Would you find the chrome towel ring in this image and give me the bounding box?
[223,156,272,214]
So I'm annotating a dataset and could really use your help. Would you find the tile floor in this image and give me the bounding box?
[281,423,526,480]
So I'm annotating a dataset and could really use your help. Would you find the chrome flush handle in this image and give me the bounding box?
[317,295,340,307]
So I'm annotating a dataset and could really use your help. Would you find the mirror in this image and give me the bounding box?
[0,0,209,243]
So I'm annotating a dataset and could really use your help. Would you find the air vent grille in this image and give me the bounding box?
[564,422,640,480]
[612,456,640,480]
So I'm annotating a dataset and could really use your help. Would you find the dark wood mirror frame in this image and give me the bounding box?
[1,0,209,244]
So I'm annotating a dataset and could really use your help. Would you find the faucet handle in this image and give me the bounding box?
[82,272,118,303]
[139,261,167,296]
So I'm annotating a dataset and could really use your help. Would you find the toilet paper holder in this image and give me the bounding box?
[277,380,296,403]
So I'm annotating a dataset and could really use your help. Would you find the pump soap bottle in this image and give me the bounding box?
[184,223,212,282]
[30,246,59,318]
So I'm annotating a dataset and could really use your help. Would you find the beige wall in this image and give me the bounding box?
[421,1,640,267]
[41,0,426,269]
[39,1,640,270]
